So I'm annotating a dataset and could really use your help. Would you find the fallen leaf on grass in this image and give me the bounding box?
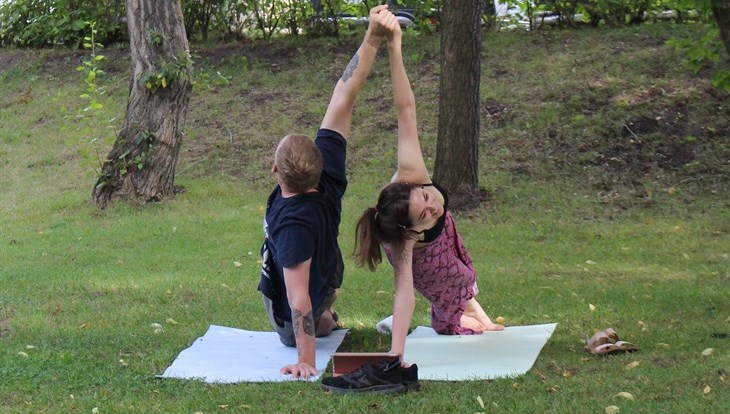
[703,385,711,395]
[701,348,714,356]
[625,361,640,370]
[17,351,28,357]
[495,316,506,325]
[119,359,128,366]
[562,368,577,378]
[165,318,178,325]
[92,407,99,414]
[605,405,620,414]
[719,369,728,382]
[589,304,596,312]
[476,396,484,409]
[233,261,242,267]
[637,320,647,331]
[79,322,91,329]
[614,392,634,400]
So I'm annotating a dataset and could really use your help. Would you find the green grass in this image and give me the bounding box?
[1,23,729,413]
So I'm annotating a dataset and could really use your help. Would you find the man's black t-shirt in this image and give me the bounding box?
[258,129,347,322]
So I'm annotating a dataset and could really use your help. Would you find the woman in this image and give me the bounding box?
[353,22,503,360]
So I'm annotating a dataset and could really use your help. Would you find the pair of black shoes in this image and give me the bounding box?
[321,357,419,394]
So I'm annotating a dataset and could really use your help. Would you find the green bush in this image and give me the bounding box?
[0,0,126,47]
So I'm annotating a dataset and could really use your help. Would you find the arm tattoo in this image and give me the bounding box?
[292,308,316,337]
[341,53,359,82]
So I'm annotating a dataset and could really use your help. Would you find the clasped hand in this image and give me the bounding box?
[368,5,402,39]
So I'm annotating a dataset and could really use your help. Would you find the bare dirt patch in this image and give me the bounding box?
[0,318,12,339]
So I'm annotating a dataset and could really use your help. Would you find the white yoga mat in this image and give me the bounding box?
[404,323,557,380]
[158,325,347,383]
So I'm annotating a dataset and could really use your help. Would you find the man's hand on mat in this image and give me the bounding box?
[281,362,317,380]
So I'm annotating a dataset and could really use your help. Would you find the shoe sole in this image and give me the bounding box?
[321,383,407,394]
[403,380,420,391]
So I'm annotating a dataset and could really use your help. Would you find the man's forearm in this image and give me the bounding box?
[291,306,316,365]
[338,33,382,94]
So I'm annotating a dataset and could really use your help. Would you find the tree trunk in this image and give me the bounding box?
[433,0,485,211]
[713,0,730,62]
[92,0,192,208]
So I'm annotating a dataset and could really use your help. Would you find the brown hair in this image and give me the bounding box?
[353,182,415,271]
[274,134,323,193]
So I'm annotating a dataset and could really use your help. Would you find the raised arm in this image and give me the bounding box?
[320,5,399,138]
[388,27,430,184]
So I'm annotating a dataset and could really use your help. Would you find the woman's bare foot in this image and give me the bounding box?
[464,298,504,331]
[460,314,485,333]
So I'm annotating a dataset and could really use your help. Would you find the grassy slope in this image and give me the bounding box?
[0,23,728,413]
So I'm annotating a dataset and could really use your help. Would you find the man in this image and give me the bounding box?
[258,5,400,380]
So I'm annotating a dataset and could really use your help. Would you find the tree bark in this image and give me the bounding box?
[433,0,485,211]
[92,0,192,208]
[713,0,730,62]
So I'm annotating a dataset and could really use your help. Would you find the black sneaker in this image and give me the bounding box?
[400,363,420,391]
[321,357,418,394]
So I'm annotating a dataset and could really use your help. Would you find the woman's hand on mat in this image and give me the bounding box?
[281,362,317,380]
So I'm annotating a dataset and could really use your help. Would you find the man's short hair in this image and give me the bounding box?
[274,134,323,193]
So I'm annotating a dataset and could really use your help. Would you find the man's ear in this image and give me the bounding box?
[272,164,278,173]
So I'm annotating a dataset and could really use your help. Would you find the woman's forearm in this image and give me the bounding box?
[388,37,415,113]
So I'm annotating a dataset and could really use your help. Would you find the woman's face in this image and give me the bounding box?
[407,187,443,232]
